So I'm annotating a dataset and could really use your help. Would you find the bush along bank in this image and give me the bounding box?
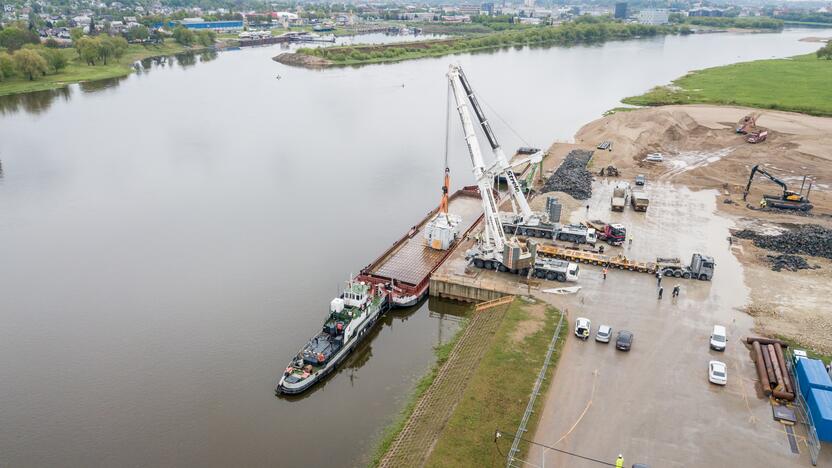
[293,22,688,66]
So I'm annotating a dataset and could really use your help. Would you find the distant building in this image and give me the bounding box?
[688,8,725,17]
[481,3,494,15]
[524,0,535,9]
[181,19,243,30]
[614,2,628,19]
[638,8,669,24]
[457,5,481,15]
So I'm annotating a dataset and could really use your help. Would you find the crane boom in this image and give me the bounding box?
[456,67,533,221]
[448,65,506,252]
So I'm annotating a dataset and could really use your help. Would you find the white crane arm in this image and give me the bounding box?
[448,65,506,252]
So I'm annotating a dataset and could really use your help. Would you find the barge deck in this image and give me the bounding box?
[358,186,486,307]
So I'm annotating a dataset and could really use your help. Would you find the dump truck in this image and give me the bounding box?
[611,185,627,212]
[630,190,649,212]
[746,130,768,144]
[583,220,626,246]
[656,253,715,280]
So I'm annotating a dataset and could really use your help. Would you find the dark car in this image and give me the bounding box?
[635,174,646,186]
[616,330,634,351]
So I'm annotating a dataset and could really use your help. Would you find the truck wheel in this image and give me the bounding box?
[484,261,493,270]
[557,273,566,282]
[474,259,484,268]
[536,271,545,279]
[498,264,509,272]
[519,268,529,276]
[673,270,682,278]
[699,274,709,281]
[663,269,673,277]
[546,272,556,281]
[518,228,526,236]
[682,272,691,279]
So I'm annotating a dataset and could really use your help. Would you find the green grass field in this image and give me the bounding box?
[0,42,191,96]
[623,53,832,116]
[426,300,566,467]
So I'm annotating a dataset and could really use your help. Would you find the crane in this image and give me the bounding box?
[455,67,533,221]
[454,67,561,239]
[743,164,813,211]
[447,64,510,256]
[448,65,579,282]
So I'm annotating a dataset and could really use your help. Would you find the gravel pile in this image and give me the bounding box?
[734,224,832,260]
[542,150,594,200]
[765,254,819,272]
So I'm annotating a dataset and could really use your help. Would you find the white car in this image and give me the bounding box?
[710,325,727,351]
[645,152,664,162]
[575,317,591,340]
[709,360,727,385]
[595,324,612,343]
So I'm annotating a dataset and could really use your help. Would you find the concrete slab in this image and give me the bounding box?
[510,181,832,467]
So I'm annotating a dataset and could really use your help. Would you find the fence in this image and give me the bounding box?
[506,308,566,468]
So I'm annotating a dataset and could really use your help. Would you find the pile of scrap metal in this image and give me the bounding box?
[748,336,795,401]
[598,165,619,177]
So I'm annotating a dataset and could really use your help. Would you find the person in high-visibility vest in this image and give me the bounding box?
[616,454,624,468]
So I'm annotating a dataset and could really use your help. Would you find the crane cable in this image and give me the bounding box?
[477,92,532,148]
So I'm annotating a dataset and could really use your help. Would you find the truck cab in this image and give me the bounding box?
[689,253,715,280]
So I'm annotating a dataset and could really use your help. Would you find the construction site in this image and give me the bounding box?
[372,67,832,467]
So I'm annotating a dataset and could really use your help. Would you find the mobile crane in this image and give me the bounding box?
[448,65,579,282]
[743,164,813,212]
[453,67,572,240]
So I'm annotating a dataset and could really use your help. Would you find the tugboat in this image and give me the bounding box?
[276,278,390,395]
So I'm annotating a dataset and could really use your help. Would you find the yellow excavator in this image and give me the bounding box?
[743,164,813,211]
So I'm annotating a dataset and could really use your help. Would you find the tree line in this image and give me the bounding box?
[0,47,68,81]
[301,21,688,64]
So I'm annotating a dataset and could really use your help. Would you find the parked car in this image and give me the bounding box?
[645,153,664,162]
[710,325,727,351]
[615,330,633,351]
[595,325,612,343]
[635,174,646,186]
[709,360,727,385]
[575,317,591,340]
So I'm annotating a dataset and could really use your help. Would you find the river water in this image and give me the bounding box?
[0,28,827,467]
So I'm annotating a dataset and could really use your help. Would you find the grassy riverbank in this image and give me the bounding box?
[425,300,565,467]
[0,42,192,96]
[623,53,832,116]
[292,21,685,67]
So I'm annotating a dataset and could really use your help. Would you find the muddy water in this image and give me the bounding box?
[0,28,827,467]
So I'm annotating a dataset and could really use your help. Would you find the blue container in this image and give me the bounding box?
[797,359,832,400]
[807,387,832,442]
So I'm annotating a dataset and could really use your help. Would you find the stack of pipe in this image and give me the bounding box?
[747,337,795,401]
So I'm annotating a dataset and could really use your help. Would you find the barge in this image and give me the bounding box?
[276,186,488,395]
[356,186,487,307]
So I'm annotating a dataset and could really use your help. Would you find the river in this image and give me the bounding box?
[0,27,827,468]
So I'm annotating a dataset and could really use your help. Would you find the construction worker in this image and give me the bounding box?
[603,267,608,280]
[658,286,664,300]
[656,271,662,287]
[672,284,681,298]
[616,454,624,468]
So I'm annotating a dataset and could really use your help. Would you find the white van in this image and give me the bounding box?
[710,325,727,351]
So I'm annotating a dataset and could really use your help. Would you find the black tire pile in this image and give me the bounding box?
[542,150,594,200]
[734,224,832,260]
[765,254,818,272]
